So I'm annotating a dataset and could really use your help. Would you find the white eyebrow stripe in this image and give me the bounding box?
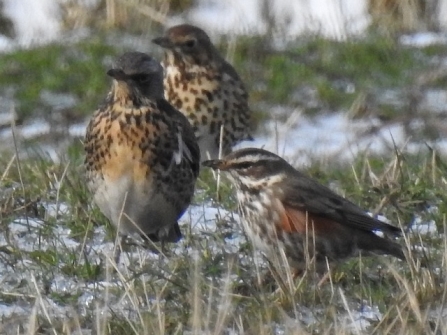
[232,153,279,165]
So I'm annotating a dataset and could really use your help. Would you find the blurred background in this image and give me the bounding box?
[1,0,447,165]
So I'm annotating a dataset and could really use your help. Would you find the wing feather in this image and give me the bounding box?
[156,99,201,177]
[281,169,401,235]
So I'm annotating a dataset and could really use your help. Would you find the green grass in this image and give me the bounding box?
[232,35,445,121]
[0,38,118,120]
[1,33,446,129]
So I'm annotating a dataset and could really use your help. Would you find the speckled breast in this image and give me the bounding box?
[163,64,249,148]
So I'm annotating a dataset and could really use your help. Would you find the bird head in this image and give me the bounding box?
[152,24,217,66]
[202,148,291,188]
[108,52,164,100]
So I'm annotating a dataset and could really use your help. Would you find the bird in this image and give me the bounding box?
[84,51,200,247]
[152,24,253,161]
[202,148,405,275]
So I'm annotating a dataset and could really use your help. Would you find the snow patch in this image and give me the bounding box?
[2,0,62,50]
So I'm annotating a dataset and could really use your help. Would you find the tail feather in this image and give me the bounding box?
[358,232,405,261]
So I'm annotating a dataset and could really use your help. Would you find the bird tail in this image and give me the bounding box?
[359,232,406,261]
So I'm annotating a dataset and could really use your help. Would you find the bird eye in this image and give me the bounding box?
[133,74,150,84]
[235,162,252,170]
[184,39,196,48]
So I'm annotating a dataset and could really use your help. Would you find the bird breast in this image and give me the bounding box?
[236,188,283,253]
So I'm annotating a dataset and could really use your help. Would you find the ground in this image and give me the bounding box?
[0,30,446,334]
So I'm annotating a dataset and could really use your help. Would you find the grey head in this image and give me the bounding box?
[107,51,164,100]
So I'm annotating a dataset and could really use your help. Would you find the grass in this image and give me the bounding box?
[0,39,118,120]
[231,35,447,124]
[1,22,447,334]
[2,33,447,130]
[0,138,446,334]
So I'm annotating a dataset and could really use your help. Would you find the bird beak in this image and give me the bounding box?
[202,159,227,170]
[107,69,127,81]
[152,36,173,49]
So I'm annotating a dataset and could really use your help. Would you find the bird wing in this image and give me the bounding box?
[278,201,341,235]
[281,169,400,235]
[156,99,201,177]
[278,200,405,260]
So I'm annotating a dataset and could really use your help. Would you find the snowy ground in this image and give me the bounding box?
[1,106,447,166]
[0,202,242,329]
[0,191,440,333]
